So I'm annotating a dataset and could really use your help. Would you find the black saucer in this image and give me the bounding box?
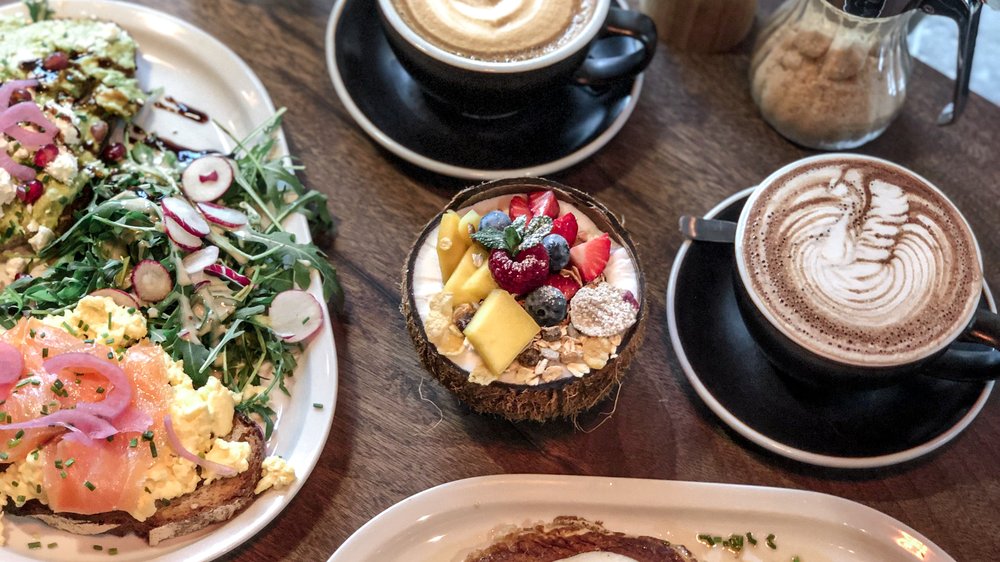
[325,0,643,179]
[667,189,994,468]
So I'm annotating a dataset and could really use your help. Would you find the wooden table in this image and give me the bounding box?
[126,0,1000,559]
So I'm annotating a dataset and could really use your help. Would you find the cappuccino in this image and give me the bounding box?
[738,160,982,367]
[388,0,596,63]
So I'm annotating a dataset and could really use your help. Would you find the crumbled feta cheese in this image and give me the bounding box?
[45,149,78,184]
[27,226,54,252]
[0,168,17,217]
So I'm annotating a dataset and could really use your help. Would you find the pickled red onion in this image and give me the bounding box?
[43,353,132,420]
[1,101,58,149]
[163,414,237,477]
[0,79,37,110]
[0,148,35,181]
[0,409,118,444]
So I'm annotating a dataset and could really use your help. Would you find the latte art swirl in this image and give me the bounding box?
[391,0,594,62]
[741,161,981,366]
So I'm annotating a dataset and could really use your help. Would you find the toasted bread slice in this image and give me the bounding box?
[4,413,265,545]
[465,516,699,562]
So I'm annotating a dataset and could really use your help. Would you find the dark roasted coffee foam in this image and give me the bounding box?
[740,160,981,366]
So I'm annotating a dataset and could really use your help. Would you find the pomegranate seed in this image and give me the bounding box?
[102,142,126,162]
[16,180,44,204]
[42,51,69,71]
[199,170,219,183]
[33,144,59,168]
[90,120,108,143]
[9,88,32,105]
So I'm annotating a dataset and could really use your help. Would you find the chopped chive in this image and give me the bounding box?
[108,312,113,329]
[106,435,114,442]
[30,450,38,460]
[127,307,136,314]
[14,378,36,389]
[15,429,24,439]
[96,387,105,394]
[105,337,115,345]
[36,484,41,493]
[47,542,57,549]
[129,438,138,448]
[149,441,158,458]
[746,531,757,545]
[766,534,777,549]
[42,348,48,358]
[59,470,67,479]
[27,541,41,549]
[312,403,323,409]
[10,481,17,487]
[141,430,154,441]
[16,495,25,504]
[107,351,114,359]
[84,480,96,491]
[698,534,715,547]
[60,322,77,335]
[0,452,8,460]
[64,457,75,467]
[108,547,119,555]
[29,329,36,338]
[83,338,94,344]
[54,459,63,469]
[93,544,103,551]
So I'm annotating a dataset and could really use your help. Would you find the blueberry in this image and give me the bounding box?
[524,286,567,327]
[541,234,569,272]
[479,210,511,231]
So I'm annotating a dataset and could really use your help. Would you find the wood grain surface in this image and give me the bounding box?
[121,0,1000,560]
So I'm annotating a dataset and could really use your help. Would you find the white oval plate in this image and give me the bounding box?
[329,474,955,562]
[0,1,338,560]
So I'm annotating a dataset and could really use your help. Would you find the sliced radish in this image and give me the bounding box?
[204,263,251,287]
[182,246,220,275]
[164,216,203,251]
[197,202,248,229]
[132,260,173,302]
[89,288,140,309]
[268,290,323,343]
[161,196,210,237]
[181,156,234,202]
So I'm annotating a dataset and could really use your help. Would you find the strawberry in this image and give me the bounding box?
[544,273,582,300]
[569,233,611,284]
[488,246,549,295]
[527,190,559,219]
[550,213,578,245]
[509,196,532,221]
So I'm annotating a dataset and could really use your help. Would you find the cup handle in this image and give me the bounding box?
[573,7,658,87]
[924,308,1000,381]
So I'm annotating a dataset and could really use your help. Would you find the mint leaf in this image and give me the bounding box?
[518,216,552,251]
[471,228,507,250]
[503,225,522,253]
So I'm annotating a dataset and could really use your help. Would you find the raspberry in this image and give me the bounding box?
[488,246,549,295]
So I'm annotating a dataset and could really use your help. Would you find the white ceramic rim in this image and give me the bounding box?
[329,474,957,561]
[666,186,995,469]
[324,0,643,180]
[0,1,339,559]
[375,0,611,72]
[733,153,986,368]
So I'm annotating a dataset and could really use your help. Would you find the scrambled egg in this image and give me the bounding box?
[0,297,295,525]
[255,456,295,495]
[41,295,147,349]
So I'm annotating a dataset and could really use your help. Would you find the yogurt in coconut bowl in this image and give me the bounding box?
[401,178,646,422]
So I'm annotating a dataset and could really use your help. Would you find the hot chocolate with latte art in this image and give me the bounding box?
[738,159,982,367]
[389,0,595,62]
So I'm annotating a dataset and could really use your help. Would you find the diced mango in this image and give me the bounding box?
[443,243,487,296]
[454,262,498,305]
[464,289,540,376]
[437,210,468,281]
[457,210,481,244]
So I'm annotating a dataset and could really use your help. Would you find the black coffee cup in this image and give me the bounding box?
[726,154,1000,387]
[377,0,657,115]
